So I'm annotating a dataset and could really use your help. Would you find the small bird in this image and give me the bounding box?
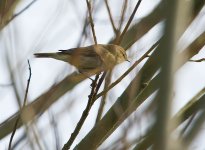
[34,44,128,74]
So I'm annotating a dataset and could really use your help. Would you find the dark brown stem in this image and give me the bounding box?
[8,60,32,150]
[62,75,99,150]
[62,73,104,150]
[95,71,112,124]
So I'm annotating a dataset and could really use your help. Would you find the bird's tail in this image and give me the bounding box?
[34,52,70,62]
[34,53,57,58]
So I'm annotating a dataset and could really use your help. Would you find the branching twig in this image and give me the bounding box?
[8,60,32,150]
[116,0,142,44]
[63,72,106,149]
[62,74,100,150]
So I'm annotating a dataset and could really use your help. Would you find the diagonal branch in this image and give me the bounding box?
[115,0,142,45]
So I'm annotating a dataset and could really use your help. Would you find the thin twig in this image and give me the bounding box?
[86,0,98,45]
[8,60,32,150]
[10,133,27,149]
[96,40,159,99]
[62,72,106,150]
[93,72,107,102]
[104,0,118,34]
[116,0,142,44]
[62,74,100,150]
[6,51,35,149]
[76,0,102,47]
[95,71,112,124]
[6,0,38,26]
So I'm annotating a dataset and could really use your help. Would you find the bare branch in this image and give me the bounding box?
[8,60,32,150]
[95,71,112,124]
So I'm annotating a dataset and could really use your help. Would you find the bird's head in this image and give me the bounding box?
[104,44,129,63]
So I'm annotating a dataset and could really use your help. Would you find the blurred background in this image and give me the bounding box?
[0,0,205,150]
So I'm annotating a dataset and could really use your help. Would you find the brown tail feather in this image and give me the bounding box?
[34,52,71,62]
[34,53,57,58]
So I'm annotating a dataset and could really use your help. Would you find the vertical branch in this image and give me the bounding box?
[95,71,112,124]
[153,0,181,149]
[8,60,32,150]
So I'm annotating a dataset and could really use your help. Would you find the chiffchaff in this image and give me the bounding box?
[34,44,129,74]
